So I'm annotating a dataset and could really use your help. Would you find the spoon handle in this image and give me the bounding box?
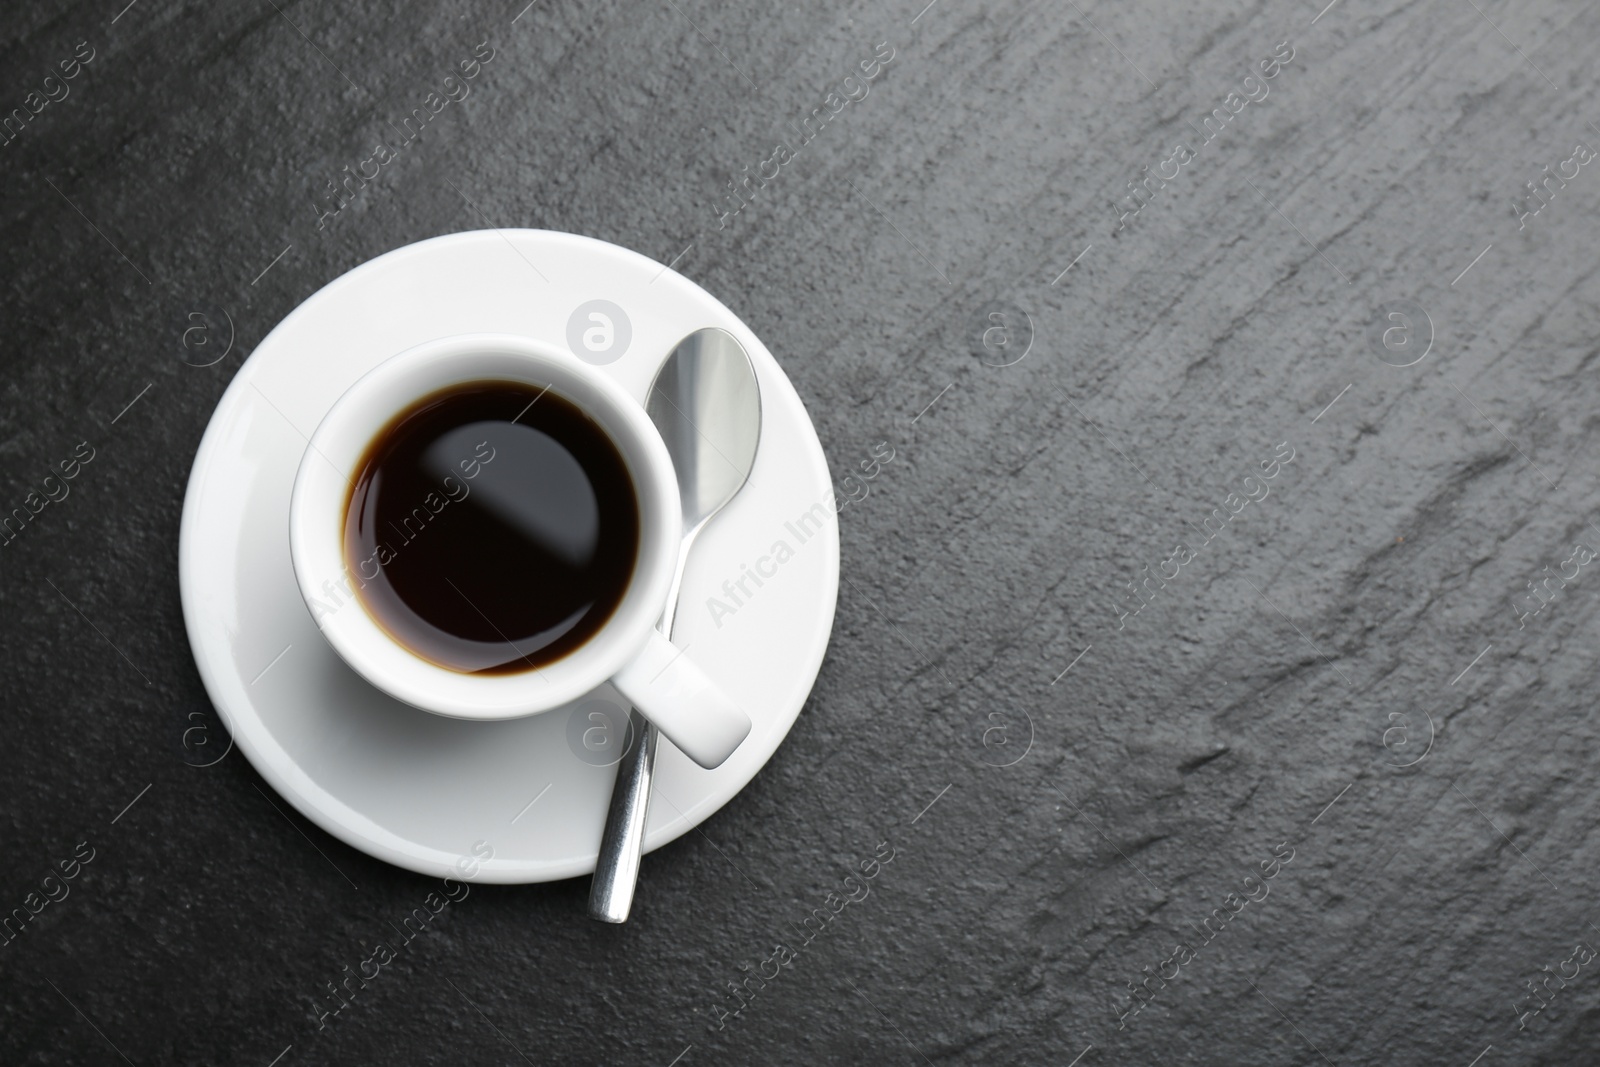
[588,534,698,922]
[588,710,655,922]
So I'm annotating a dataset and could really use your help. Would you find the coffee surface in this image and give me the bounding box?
[343,381,639,674]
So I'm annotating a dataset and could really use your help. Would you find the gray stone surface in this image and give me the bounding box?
[3,0,1600,1063]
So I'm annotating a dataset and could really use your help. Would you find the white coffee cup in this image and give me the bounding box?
[287,333,752,769]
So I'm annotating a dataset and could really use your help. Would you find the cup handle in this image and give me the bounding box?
[609,630,752,769]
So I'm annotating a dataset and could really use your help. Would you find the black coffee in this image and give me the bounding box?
[343,380,639,674]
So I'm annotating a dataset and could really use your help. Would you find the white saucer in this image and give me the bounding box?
[178,230,839,883]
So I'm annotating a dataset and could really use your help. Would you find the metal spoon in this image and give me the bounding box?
[588,327,762,923]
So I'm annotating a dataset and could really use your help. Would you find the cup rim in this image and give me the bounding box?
[287,332,680,720]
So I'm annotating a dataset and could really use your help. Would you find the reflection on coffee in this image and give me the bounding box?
[343,381,639,674]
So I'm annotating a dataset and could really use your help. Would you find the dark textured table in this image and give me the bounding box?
[5,0,1600,1063]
